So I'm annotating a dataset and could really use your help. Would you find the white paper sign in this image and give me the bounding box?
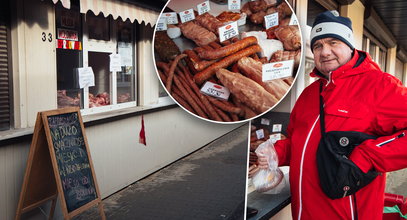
[179,9,195,23]
[163,12,178,24]
[262,60,294,81]
[269,133,282,144]
[218,21,239,42]
[118,42,133,67]
[156,17,167,31]
[228,0,241,11]
[264,12,279,29]
[197,1,211,15]
[289,14,298,25]
[256,129,265,140]
[109,54,122,72]
[272,124,282,132]
[261,118,270,125]
[78,67,95,88]
[200,81,230,100]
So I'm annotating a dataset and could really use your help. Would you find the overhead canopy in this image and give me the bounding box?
[52,0,71,9]
[80,0,159,26]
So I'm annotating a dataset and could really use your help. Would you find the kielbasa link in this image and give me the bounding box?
[198,36,258,60]
[193,44,261,85]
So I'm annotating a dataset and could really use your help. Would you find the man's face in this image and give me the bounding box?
[312,37,353,77]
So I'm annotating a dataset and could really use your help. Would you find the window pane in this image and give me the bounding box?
[117,21,135,103]
[56,4,83,109]
[87,12,110,41]
[369,42,376,62]
[57,49,83,108]
[159,81,168,97]
[88,51,111,108]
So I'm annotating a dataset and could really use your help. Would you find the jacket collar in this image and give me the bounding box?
[310,49,381,84]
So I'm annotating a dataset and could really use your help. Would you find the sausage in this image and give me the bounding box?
[173,75,208,119]
[197,36,258,60]
[206,96,242,115]
[209,41,222,49]
[184,50,217,71]
[213,106,232,122]
[178,64,223,121]
[166,54,187,93]
[194,44,262,85]
[171,92,195,114]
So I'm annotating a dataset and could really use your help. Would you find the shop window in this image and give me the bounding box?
[395,58,403,81]
[369,41,377,62]
[87,13,110,41]
[378,48,387,71]
[82,13,137,113]
[304,57,316,87]
[117,20,135,104]
[55,3,83,109]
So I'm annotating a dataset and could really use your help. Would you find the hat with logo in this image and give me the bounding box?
[310,10,355,52]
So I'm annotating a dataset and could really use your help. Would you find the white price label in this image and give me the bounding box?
[156,17,167,31]
[261,118,270,125]
[218,21,239,42]
[197,1,211,15]
[269,133,282,144]
[272,124,282,132]
[179,9,195,23]
[78,67,95,88]
[200,81,231,100]
[256,129,265,140]
[264,12,279,29]
[289,14,298,25]
[109,53,122,72]
[228,0,241,11]
[163,12,178,24]
[262,60,294,81]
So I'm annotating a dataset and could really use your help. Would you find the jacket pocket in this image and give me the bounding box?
[325,101,369,119]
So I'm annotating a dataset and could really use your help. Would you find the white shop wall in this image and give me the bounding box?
[0,108,240,220]
[12,0,58,128]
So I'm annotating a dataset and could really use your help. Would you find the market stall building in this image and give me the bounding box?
[251,0,407,219]
[0,0,242,219]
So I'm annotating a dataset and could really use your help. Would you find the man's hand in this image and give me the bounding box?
[257,154,269,169]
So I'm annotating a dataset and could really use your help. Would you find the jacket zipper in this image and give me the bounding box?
[376,132,405,147]
[298,115,320,220]
[349,195,355,220]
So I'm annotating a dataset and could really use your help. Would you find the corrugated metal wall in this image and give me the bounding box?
[0,108,240,220]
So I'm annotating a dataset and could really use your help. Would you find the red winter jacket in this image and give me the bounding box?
[274,50,407,220]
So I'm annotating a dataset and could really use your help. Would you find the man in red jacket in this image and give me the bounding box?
[259,10,407,220]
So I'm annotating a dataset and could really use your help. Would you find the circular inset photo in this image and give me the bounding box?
[153,0,302,123]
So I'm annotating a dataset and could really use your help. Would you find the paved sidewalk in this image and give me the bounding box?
[76,124,249,220]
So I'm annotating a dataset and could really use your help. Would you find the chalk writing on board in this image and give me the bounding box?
[47,112,97,212]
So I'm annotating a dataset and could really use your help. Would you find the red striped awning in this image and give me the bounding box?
[80,0,159,26]
[52,0,71,9]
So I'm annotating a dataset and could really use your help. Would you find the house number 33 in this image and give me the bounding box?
[42,32,52,42]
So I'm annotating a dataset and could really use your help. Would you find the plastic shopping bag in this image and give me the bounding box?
[252,138,284,192]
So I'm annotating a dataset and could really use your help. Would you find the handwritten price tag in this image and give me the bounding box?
[156,17,167,31]
[262,60,294,82]
[264,12,279,29]
[218,21,239,42]
[228,0,241,11]
[179,9,195,23]
[163,12,178,24]
[197,1,211,15]
[200,81,230,100]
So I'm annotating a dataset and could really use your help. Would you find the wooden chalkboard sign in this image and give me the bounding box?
[15,107,105,220]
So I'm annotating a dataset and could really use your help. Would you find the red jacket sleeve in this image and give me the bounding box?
[274,105,297,166]
[350,74,407,173]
